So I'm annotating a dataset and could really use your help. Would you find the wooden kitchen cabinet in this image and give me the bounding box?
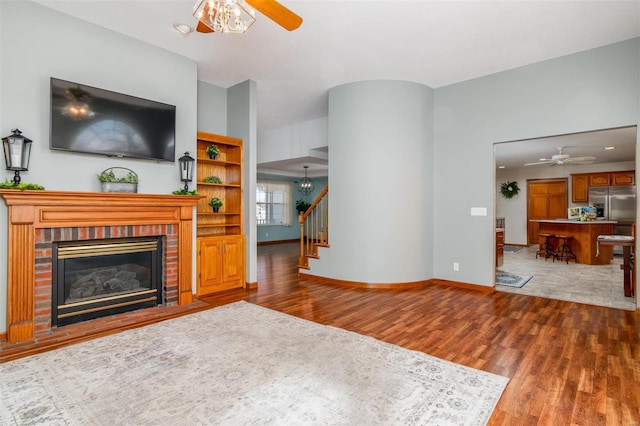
[611,171,635,186]
[496,229,504,267]
[571,174,589,203]
[571,170,635,202]
[197,235,245,295]
[589,173,611,187]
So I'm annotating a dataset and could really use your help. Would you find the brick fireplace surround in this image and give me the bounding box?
[0,190,200,344]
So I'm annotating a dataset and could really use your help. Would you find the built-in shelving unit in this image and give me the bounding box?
[195,131,245,295]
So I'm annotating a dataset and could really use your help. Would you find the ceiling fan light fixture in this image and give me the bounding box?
[193,0,255,34]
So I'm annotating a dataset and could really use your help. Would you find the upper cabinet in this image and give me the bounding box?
[571,174,589,203]
[571,170,635,202]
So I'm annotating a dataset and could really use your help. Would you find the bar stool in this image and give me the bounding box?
[536,233,555,260]
[554,235,577,264]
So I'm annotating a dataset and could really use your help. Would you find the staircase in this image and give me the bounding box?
[298,185,329,269]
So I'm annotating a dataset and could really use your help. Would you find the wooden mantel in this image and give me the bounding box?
[0,190,200,343]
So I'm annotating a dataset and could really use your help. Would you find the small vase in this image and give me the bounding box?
[212,206,220,213]
[208,154,217,160]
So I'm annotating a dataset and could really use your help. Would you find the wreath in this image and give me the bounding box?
[500,181,520,199]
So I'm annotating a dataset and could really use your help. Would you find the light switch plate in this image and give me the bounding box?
[470,207,487,216]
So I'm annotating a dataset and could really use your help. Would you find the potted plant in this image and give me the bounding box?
[203,176,223,184]
[209,197,223,212]
[206,144,220,159]
[296,199,311,214]
[97,167,138,193]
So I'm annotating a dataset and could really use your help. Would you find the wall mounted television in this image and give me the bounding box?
[50,77,176,162]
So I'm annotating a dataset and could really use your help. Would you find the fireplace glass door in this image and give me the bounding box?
[52,237,162,326]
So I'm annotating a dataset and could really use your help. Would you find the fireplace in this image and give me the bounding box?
[52,237,163,326]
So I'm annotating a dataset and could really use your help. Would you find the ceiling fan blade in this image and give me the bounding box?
[524,160,555,166]
[245,0,303,31]
[565,156,596,163]
[196,20,214,33]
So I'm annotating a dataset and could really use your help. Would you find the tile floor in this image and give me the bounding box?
[497,245,636,311]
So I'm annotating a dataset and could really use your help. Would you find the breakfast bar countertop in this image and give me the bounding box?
[530,219,618,224]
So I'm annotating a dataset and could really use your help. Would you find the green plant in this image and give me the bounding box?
[208,197,223,208]
[500,181,520,199]
[206,145,220,158]
[97,170,138,183]
[172,188,199,195]
[296,199,311,213]
[0,180,45,190]
[203,176,223,184]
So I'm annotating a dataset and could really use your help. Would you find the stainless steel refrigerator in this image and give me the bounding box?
[588,186,637,252]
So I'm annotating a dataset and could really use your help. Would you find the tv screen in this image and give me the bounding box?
[50,77,176,162]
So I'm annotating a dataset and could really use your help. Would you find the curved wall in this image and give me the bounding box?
[308,80,434,284]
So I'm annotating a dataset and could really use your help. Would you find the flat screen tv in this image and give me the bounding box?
[50,77,176,162]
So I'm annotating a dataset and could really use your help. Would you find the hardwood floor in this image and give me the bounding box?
[204,242,640,425]
[2,242,639,424]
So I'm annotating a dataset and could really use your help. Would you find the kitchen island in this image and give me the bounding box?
[530,220,616,265]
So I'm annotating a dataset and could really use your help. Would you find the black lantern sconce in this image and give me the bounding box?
[178,151,195,191]
[2,129,33,185]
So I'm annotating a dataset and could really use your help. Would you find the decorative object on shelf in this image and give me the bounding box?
[298,166,314,195]
[2,129,33,185]
[0,180,44,190]
[203,176,223,184]
[178,151,195,191]
[500,181,520,199]
[209,196,223,212]
[172,188,199,195]
[98,167,138,193]
[206,144,220,159]
[295,199,311,214]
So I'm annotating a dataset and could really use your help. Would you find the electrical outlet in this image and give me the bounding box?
[265,232,269,237]
[453,262,460,271]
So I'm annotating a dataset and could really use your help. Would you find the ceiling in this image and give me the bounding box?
[495,126,637,171]
[31,0,640,176]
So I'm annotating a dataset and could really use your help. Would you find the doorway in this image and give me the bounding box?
[494,126,637,310]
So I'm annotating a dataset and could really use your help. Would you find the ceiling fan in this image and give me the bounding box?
[193,0,303,33]
[524,147,596,166]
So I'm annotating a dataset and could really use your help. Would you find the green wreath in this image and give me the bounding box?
[500,181,520,199]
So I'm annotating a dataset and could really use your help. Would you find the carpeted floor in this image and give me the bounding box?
[496,273,533,288]
[0,301,509,425]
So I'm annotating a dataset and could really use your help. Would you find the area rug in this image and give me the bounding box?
[503,246,522,253]
[496,273,533,288]
[0,301,508,426]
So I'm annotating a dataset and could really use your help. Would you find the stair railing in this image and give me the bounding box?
[298,185,328,268]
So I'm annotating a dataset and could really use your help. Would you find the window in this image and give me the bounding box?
[257,180,292,226]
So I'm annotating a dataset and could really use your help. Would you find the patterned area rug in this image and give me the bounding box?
[0,301,508,425]
[503,246,522,253]
[496,273,533,288]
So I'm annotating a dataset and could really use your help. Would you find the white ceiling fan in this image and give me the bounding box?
[524,147,596,166]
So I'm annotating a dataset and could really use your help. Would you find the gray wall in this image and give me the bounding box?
[197,81,227,135]
[0,1,199,333]
[227,80,258,285]
[433,39,639,292]
[310,81,435,283]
